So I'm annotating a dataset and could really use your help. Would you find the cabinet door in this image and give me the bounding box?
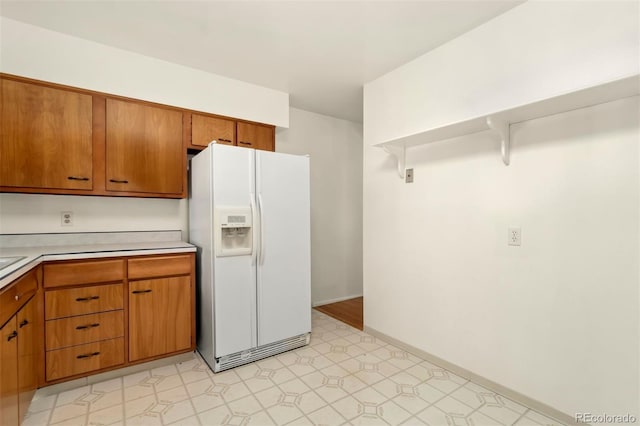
[0,78,93,190]
[0,316,19,426]
[237,122,275,151]
[17,297,38,421]
[106,99,183,195]
[192,114,235,147]
[129,276,191,362]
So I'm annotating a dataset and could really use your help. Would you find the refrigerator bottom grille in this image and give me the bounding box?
[212,333,311,372]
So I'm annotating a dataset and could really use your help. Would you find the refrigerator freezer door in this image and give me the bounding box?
[256,151,311,346]
[211,144,258,357]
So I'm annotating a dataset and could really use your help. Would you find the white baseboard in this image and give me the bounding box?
[312,293,363,307]
[364,326,578,426]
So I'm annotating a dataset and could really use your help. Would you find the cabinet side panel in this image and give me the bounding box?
[189,147,216,367]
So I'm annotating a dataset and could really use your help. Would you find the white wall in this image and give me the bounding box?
[277,108,363,306]
[0,17,289,127]
[364,97,639,418]
[363,1,640,420]
[365,0,639,146]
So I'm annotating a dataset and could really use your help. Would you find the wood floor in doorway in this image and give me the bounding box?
[313,297,363,330]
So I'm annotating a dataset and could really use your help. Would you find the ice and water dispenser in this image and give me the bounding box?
[214,207,253,257]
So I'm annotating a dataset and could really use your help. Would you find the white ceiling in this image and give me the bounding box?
[0,1,523,123]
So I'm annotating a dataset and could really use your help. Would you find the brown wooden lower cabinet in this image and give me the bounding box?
[129,276,192,362]
[0,316,19,426]
[0,268,41,426]
[42,253,195,385]
[0,297,39,425]
[17,298,38,422]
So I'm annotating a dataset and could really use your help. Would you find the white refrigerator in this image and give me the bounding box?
[189,143,311,372]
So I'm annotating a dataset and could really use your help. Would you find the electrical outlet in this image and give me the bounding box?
[508,227,521,246]
[61,211,73,226]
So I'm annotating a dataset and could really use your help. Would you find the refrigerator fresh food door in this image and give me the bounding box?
[256,150,311,346]
[211,144,258,357]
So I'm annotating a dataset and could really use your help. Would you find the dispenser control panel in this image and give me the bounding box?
[221,214,250,228]
[215,207,253,257]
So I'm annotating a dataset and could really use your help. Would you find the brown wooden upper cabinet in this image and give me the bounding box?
[106,99,184,195]
[0,78,93,190]
[237,122,275,151]
[1,74,275,198]
[191,114,235,147]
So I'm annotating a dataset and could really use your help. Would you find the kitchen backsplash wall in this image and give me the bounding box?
[0,193,188,237]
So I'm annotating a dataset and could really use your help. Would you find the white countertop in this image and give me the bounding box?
[0,234,196,291]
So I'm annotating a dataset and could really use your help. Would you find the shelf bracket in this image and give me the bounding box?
[382,145,406,179]
[486,116,510,166]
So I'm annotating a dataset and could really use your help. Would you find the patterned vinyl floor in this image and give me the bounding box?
[24,310,566,425]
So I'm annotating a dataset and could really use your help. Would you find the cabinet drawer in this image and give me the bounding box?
[0,268,37,327]
[128,255,192,280]
[45,284,123,320]
[46,337,124,382]
[46,310,124,351]
[44,259,124,288]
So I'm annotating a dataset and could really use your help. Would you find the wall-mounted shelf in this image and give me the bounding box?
[376,74,639,178]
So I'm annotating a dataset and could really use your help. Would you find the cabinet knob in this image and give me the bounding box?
[109,179,129,184]
[7,331,17,341]
[14,294,20,301]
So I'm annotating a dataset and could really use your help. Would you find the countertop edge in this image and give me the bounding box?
[0,246,196,291]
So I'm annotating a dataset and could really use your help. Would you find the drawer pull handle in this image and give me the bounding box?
[75,296,100,302]
[76,351,100,359]
[132,289,152,294]
[19,319,29,328]
[109,179,129,184]
[67,176,90,181]
[238,141,251,146]
[7,331,17,341]
[218,138,232,143]
[76,323,100,330]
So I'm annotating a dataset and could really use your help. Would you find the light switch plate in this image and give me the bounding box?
[405,168,414,183]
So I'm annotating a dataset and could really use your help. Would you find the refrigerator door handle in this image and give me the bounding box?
[250,194,258,266]
[258,193,265,265]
